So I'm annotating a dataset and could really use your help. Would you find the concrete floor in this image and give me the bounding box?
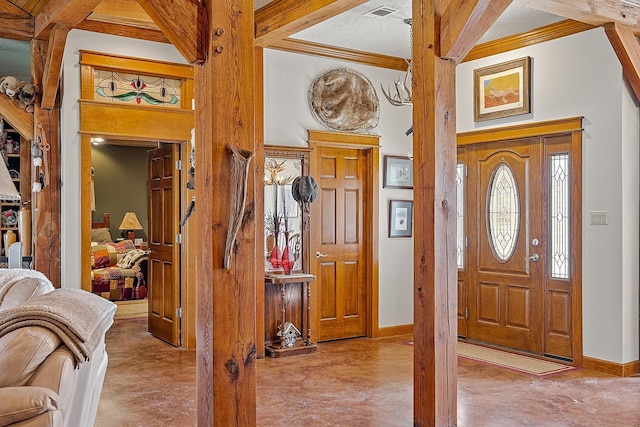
[95,318,640,426]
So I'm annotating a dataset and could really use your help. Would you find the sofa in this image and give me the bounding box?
[0,269,116,427]
[90,239,148,301]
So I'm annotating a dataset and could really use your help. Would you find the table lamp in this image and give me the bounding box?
[119,212,143,241]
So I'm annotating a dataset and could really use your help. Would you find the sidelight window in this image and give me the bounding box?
[550,154,570,279]
[456,163,465,269]
[487,163,519,262]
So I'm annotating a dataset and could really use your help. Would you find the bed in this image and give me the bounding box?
[91,213,148,301]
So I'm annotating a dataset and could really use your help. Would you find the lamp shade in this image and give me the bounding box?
[0,155,19,201]
[119,212,143,230]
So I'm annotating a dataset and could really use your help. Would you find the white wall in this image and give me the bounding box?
[60,30,185,288]
[264,49,415,328]
[59,28,639,364]
[456,28,639,363]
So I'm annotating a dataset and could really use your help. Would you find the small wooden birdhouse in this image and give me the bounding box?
[277,322,301,348]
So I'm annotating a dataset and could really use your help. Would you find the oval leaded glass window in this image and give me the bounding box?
[487,163,519,261]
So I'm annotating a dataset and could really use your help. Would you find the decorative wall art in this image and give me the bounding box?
[473,57,531,122]
[389,200,413,238]
[308,68,379,132]
[383,155,413,189]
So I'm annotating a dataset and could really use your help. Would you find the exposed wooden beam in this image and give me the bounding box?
[268,37,407,71]
[75,19,169,43]
[0,96,34,141]
[255,0,368,47]
[524,0,640,34]
[463,19,593,62]
[440,0,512,62]
[40,24,69,110]
[89,0,160,30]
[412,0,457,424]
[34,0,103,39]
[137,0,207,64]
[31,38,62,288]
[196,0,256,423]
[604,21,640,101]
[0,0,34,40]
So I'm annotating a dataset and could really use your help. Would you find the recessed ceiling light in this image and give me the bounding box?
[91,137,104,145]
[620,0,640,6]
[363,6,399,19]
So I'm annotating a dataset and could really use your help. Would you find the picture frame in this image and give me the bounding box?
[388,200,413,238]
[383,155,413,189]
[473,56,531,122]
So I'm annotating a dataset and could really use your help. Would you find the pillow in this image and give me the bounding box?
[0,386,58,426]
[117,249,147,269]
[90,227,112,244]
[111,240,136,261]
[91,244,117,269]
[0,327,61,387]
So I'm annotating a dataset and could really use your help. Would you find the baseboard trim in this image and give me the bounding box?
[375,324,413,338]
[582,356,640,377]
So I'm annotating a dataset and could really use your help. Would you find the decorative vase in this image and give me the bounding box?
[281,243,294,275]
[18,208,31,256]
[3,229,16,256]
[269,244,282,269]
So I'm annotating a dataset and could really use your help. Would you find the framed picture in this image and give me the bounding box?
[383,155,413,189]
[388,200,413,238]
[473,56,531,122]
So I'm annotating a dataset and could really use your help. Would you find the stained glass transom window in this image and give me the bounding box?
[487,163,519,262]
[550,154,570,279]
[456,163,465,269]
[93,70,182,108]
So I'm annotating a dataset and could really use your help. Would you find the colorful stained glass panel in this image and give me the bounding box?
[94,70,182,108]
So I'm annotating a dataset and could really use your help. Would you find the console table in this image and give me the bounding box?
[264,273,317,358]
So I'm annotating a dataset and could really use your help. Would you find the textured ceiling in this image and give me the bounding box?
[291,0,565,58]
[0,1,564,82]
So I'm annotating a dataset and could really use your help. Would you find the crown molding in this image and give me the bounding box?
[463,19,594,63]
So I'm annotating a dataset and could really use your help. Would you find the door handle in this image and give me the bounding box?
[316,251,328,258]
[527,253,540,262]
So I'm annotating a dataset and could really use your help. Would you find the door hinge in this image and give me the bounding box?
[465,307,469,319]
[465,165,468,177]
[465,236,469,248]
[176,307,183,318]
[176,160,182,171]
[176,233,183,244]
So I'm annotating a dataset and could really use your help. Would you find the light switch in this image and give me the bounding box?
[590,211,608,225]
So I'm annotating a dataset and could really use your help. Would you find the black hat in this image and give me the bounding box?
[292,176,318,204]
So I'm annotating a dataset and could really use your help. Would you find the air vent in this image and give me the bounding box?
[620,0,640,5]
[363,6,399,19]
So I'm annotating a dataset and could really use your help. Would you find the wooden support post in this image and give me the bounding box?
[195,0,257,425]
[412,0,458,425]
[31,39,62,288]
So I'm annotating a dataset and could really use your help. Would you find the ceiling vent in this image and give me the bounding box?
[363,6,399,19]
[620,0,640,5]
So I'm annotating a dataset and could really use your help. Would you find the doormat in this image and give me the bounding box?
[404,341,576,377]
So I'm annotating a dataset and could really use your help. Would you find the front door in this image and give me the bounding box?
[147,144,181,346]
[467,138,544,353]
[312,145,367,341]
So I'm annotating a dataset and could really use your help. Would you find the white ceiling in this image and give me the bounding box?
[290,0,565,58]
[0,1,564,82]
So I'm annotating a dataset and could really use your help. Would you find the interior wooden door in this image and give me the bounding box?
[147,144,181,346]
[467,138,544,353]
[312,145,367,341]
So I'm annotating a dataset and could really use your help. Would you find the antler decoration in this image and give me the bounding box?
[380,59,413,106]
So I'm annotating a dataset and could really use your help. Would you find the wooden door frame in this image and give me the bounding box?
[78,51,196,349]
[307,130,380,341]
[457,117,583,366]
